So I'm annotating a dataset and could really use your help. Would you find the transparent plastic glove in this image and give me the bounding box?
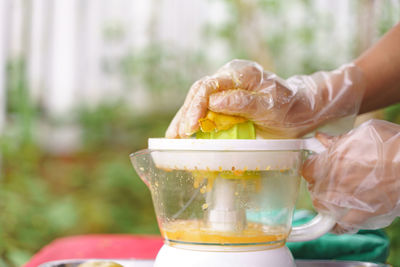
[166,59,365,138]
[302,119,400,234]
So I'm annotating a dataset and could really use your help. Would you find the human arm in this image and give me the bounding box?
[166,60,365,138]
[355,22,400,113]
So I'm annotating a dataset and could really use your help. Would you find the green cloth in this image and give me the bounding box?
[288,210,390,263]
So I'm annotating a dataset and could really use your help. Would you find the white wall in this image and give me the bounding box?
[0,0,10,133]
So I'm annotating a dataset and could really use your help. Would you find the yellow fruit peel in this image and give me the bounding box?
[198,117,216,132]
[199,111,248,132]
[197,121,255,139]
[197,111,255,139]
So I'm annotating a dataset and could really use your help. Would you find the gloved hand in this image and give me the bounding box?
[166,59,365,138]
[302,119,400,234]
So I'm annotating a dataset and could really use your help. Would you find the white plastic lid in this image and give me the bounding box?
[148,138,305,151]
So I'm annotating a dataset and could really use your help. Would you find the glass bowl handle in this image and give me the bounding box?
[287,137,336,242]
[288,213,336,242]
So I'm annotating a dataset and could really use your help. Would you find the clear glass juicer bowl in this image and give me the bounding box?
[130,138,334,251]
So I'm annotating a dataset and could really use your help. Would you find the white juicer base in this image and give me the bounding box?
[154,244,295,267]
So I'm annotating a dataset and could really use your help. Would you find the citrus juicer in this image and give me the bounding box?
[130,136,335,267]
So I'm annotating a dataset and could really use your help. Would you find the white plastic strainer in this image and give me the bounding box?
[148,138,305,151]
[148,138,322,171]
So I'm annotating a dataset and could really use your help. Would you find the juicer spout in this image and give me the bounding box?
[130,149,151,186]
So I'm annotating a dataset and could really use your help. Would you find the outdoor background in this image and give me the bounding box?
[0,0,400,266]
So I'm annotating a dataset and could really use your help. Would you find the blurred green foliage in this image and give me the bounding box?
[385,103,400,124]
[1,56,177,266]
[1,100,172,266]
